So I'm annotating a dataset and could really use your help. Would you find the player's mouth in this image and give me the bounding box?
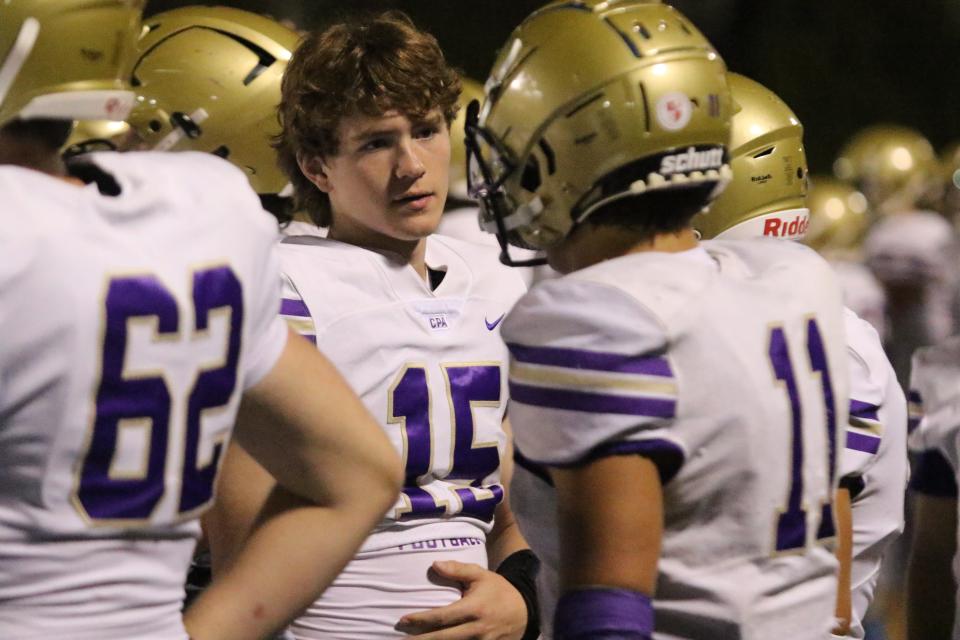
[392,191,435,211]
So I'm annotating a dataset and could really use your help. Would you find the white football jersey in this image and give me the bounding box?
[276,235,526,637]
[278,235,525,549]
[839,309,908,638]
[282,218,328,238]
[505,240,849,640]
[830,260,887,340]
[0,153,287,638]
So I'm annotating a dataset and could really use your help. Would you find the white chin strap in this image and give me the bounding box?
[714,207,811,241]
[0,17,41,113]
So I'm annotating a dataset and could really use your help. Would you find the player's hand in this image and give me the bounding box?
[395,560,527,639]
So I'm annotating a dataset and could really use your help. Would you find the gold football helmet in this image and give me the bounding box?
[128,6,300,194]
[0,0,142,128]
[833,124,939,216]
[803,176,870,254]
[694,73,808,241]
[467,0,732,263]
[448,78,485,202]
[939,141,960,223]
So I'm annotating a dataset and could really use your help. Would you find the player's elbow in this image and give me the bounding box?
[367,441,404,514]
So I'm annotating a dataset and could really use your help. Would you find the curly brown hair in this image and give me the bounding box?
[273,11,461,227]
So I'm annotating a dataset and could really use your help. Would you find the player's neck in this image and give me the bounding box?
[547,225,699,273]
[328,221,429,280]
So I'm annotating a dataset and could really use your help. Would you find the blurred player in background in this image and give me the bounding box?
[470,2,849,638]
[0,2,401,638]
[804,177,887,339]
[835,126,959,388]
[202,10,540,640]
[695,72,908,639]
[862,210,957,387]
[905,338,960,640]
[834,125,941,219]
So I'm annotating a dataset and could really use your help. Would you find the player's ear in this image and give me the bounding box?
[297,152,332,193]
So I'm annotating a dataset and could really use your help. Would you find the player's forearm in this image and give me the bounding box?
[233,330,403,508]
[832,487,853,635]
[487,501,530,568]
[186,485,391,640]
[554,455,663,594]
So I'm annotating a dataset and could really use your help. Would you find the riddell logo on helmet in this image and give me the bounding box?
[659,147,725,176]
[763,215,809,238]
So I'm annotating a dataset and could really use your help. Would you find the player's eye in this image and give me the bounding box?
[414,124,440,140]
[360,137,389,152]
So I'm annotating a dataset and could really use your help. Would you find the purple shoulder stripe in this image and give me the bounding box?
[506,342,672,377]
[849,399,880,422]
[510,382,675,418]
[280,298,310,317]
[846,430,881,454]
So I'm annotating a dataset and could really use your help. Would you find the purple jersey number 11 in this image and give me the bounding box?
[74,267,243,522]
[768,317,838,552]
[389,364,504,523]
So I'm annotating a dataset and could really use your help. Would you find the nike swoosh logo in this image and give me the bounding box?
[485,313,506,331]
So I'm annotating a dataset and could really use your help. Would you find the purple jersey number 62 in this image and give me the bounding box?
[75,267,242,522]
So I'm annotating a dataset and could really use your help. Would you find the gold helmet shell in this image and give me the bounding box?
[833,124,939,216]
[448,77,485,202]
[803,176,869,254]
[129,6,300,194]
[0,0,142,128]
[694,73,808,241]
[939,141,960,223]
[468,0,732,253]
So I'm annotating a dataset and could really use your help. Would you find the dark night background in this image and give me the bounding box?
[144,0,960,173]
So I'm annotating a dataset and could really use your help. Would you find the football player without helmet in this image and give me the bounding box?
[208,10,538,640]
[834,124,941,217]
[0,3,401,640]
[697,73,908,640]
[479,3,850,640]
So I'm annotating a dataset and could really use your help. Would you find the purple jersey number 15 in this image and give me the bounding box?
[389,364,504,523]
[74,267,242,523]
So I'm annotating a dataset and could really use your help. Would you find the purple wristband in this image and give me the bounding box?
[554,587,654,639]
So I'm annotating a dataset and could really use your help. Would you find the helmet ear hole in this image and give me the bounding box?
[520,153,542,193]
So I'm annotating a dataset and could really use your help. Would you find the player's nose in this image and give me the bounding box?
[395,139,426,180]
